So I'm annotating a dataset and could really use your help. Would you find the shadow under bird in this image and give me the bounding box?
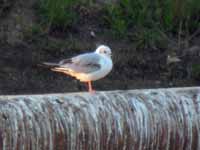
[42,45,113,93]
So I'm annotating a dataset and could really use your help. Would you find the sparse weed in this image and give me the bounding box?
[104,0,200,47]
[38,0,79,29]
[192,64,200,79]
[134,28,164,49]
[23,24,44,40]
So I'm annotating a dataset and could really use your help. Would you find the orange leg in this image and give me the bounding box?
[88,81,95,93]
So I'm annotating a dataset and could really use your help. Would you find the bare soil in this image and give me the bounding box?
[0,1,200,95]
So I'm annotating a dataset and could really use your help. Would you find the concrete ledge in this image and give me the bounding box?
[0,87,200,150]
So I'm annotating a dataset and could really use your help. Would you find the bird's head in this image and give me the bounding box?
[95,45,112,58]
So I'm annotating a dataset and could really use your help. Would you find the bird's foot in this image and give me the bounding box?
[89,89,96,94]
[87,81,96,94]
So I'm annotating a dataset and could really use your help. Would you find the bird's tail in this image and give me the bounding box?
[38,62,74,77]
[38,62,70,73]
[38,62,60,68]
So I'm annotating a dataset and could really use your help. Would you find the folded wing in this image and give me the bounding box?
[53,53,101,73]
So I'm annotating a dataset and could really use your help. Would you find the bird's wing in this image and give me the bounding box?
[56,53,101,73]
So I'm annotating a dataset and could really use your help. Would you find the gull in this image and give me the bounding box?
[42,45,113,93]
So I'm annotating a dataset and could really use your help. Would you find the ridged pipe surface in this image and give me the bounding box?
[0,87,200,150]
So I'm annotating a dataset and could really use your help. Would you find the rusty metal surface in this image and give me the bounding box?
[0,87,200,150]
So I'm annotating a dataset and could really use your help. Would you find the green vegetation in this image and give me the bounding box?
[38,0,79,29]
[104,0,200,47]
[192,64,200,79]
[36,0,200,48]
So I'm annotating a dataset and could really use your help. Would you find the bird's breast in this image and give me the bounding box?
[101,57,113,72]
[93,57,113,80]
[77,56,113,82]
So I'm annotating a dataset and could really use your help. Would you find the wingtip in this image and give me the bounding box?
[38,62,59,68]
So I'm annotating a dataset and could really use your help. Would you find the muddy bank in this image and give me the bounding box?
[0,0,200,94]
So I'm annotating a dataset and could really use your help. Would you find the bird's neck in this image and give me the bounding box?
[98,54,111,59]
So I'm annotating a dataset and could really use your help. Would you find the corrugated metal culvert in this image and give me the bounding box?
[0,87,199,150]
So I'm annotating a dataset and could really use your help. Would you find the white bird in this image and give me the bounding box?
[42,45,113,93]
